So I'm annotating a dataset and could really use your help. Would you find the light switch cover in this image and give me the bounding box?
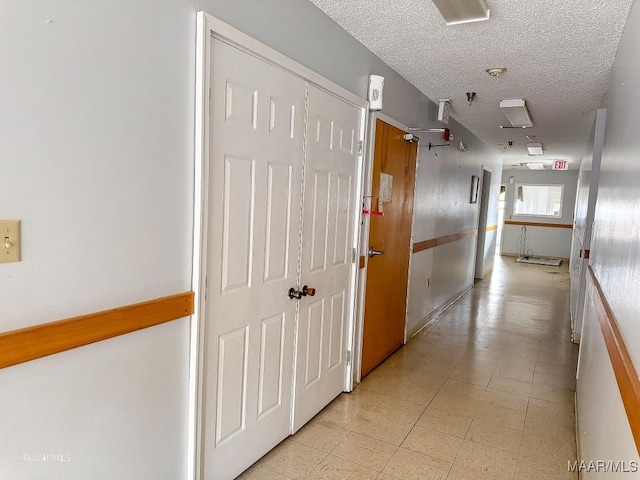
[0,219,21,263]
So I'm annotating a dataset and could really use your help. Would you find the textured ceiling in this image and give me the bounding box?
[310,0,633,169]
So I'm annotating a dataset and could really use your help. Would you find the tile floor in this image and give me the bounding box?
[241,256,579,479]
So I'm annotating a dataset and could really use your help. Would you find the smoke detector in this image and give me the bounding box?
[485,66,507,77]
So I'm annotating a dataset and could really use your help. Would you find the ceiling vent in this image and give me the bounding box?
[526,142,544,155]
[499,99,533,128]
[431,0,490,25]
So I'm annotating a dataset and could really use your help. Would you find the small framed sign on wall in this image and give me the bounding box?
[470,175,480,203]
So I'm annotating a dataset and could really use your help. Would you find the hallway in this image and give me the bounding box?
[241,256,579,479]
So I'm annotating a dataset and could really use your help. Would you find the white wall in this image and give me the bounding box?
[500,169,579,258]
[576,0,640,471]
[0,2,195,478]
[0,1,501,477]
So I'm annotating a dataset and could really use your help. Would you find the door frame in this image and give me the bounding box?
[189,12,368,480]
[352,111,414,385]
[474,165,492,280]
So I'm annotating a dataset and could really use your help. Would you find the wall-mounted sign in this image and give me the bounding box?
[378,173,393,213]
[553,160,568,170]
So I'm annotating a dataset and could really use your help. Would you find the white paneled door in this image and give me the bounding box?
[202,38,306,479]
[293,86,361,431]
[202,39,362,479]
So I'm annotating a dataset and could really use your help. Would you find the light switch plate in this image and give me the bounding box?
[0,219,21,263]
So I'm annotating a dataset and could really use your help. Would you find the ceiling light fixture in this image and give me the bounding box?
[431,0,490,25]
[526,142,544,155]
[500,99,533,128]
[526,162,545,170]
[486,66,507,77]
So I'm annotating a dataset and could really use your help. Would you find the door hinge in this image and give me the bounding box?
[345,350,352,365]
[357,140,364,156]
[351,247,357,264]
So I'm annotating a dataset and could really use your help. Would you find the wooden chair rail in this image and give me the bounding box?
[504,220,573,229]
[0,291,195,370]
[587,266,640,453]
[412,229,478,254]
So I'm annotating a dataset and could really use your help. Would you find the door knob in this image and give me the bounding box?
[302,285,316,297]
[288,288,303,300]
[368,247,385,257]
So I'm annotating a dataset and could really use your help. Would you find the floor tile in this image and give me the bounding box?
[237,464,293,479]
[446,464,498,480]
[449,364,495,387]
[516,454,578,479]
[473,402,526,431]
[260,439,327,480]
[348,406,420,445]
[292,419,350,453]
[494,363,535,383]
[529,383,574,404]
[415,407,472,438]
[376,474,398,480]
[401,425,463,462]
[453,440,517,480]
[533,371,576,389]
[331,432,397,471]
[465,419,522,453]
[534,361,575,378]
[488,375,532,396]
[482,387,529,412]
[306,454,379,480]
[382,448,451,480]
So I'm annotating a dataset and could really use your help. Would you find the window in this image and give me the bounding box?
[514,184,564,217]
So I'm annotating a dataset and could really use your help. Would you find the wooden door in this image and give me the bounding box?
[361,120,417,377]
[202,38,307,479]
[293,85,362,431]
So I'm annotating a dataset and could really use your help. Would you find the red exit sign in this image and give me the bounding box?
[553,160,568,170]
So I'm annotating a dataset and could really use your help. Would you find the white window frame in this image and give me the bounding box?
[513,183,564,218]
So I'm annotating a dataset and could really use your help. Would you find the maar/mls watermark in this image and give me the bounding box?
[568,460,639,473]
[17,454,72,463]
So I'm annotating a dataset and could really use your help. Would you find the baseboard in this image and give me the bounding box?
[406,283,473,340]
[501,252,570,261]
[574,390,583,479]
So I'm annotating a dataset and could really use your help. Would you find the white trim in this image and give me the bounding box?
[190,12,368,478]
[203,15,365,110]
[187,12,209,480]
[344,110,368,392]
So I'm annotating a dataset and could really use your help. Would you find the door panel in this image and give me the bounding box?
[203,38,306,479]
[361,120,418,377]
[264,164,293,283]
[293,85,361,431]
